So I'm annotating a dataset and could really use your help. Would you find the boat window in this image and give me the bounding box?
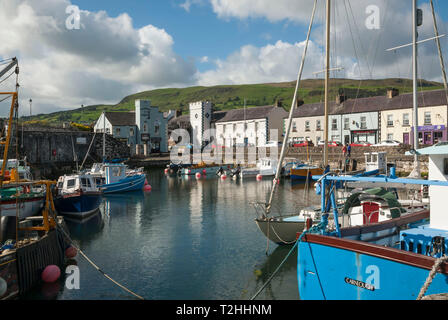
[96,178,102,186]
[57,182,63,188]
[67,179,76,188]
[81,178,88,187]
[86,178,92,188]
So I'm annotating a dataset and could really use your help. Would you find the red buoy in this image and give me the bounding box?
[195,173,202,179]
[42,265,61,283]
[144,184,152,192]
[256,174,263,181]
[65,246,77,259]
[221,174,227,180]
[164,168,169,174]
[202,169,207,175]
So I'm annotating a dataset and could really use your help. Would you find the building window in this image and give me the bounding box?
[403,113,410,126]
[344,118,350,130]
[316,120,321,131]
[155,124,160,134]
[331,135,340,142]
[115,128,121,135]
[305,121,310,132]
[424,112,432,125]
[387,133,394,140]
[292,121,297,133]
[387,114,394,127]
[434,131,443,144]
[332,119,338,130]
[233,124,236,132]
[130,128,134,136]
[360,116,367,129]
[143,124,147,132]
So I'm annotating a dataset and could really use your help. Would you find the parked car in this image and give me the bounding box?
[293,141,314,147]
[373,140,401,147]
[350,142,372,147]
[318,141,342,147]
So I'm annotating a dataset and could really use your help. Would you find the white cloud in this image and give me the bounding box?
[0,0,197,116]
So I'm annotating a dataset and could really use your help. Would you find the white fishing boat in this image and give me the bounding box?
[240,158,278,178]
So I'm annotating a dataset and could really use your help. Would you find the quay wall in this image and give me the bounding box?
[13,127,130,179]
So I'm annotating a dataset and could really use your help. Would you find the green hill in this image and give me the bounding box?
[22,78,444,125]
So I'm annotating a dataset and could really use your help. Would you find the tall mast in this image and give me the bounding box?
[323,0,331,168]
[412,0,420,176]
[429,0,448,102]
[103,110,106,162]
[265,0,318,214]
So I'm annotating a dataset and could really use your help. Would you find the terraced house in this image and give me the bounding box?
[286,89,448,146]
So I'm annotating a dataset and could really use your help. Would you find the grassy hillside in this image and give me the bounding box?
[22,78,444,126]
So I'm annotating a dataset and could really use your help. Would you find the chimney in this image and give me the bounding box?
[295,99,304,108]
[387,88,399,99]
[336,94,347,104]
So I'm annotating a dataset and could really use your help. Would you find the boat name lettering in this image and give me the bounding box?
[344,277,375,291]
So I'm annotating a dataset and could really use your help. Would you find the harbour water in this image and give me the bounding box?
[23,168,320,300]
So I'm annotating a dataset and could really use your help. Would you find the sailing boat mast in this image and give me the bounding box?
[103,110,106,162]
[323,0,331,168]
[429,0,448,102]
[265,0,318,214]
[412,0,420,176]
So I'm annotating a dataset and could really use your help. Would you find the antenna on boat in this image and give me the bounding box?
[103,109,106,163]
[265,0,318,214]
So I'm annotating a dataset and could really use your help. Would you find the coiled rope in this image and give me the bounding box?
[55,220,145,300]
[416,255,448,300]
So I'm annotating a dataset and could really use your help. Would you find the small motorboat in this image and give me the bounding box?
[55,174,102,219]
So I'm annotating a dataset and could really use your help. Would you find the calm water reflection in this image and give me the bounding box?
[24,169,320,300]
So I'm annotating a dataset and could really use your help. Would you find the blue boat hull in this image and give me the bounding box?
[101,174,146,194]
[297,233,448,300]
[55,193,102,219]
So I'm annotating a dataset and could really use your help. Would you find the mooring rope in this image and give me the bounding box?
[250,219,328,300]
[416,255,448,300]
[55,220,145,300]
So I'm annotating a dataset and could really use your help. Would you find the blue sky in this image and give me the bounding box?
[70,0,309,72]
[1,0,448,115]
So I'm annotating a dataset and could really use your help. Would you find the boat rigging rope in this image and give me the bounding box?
[416,255,448,300]
[251,219,328,300]
[54,220,145,300]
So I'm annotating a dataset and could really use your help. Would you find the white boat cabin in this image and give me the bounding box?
[104,163,128,184]
[57,174,99,195]
[364,152,386,173]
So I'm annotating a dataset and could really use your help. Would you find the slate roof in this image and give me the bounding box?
[288,89,448,118]
[105,112,136,126]
[216,105,283,123]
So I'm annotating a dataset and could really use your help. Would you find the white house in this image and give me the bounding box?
[215,103,288,147]
[94,99,171,155]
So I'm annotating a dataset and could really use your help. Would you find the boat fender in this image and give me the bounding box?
[202,169,207,175]
[42,265,61,283]
[65,246,78,259]
[0,277,7,297]
[256,174,262,181]
[164,168,169,174]
[144,185,152,192]
[221,174,227,180]
[195,173,201,179]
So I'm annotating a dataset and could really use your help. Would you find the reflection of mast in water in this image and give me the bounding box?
[189,179,204,239]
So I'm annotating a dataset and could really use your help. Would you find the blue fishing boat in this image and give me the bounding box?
[297,143,448,300]
[55,174,102,219]
[98,163,146,194]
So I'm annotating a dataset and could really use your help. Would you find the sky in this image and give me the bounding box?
[1,0,448,116]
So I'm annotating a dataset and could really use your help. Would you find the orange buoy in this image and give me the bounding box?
[65,246,77,259]
[42,265,61,283]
